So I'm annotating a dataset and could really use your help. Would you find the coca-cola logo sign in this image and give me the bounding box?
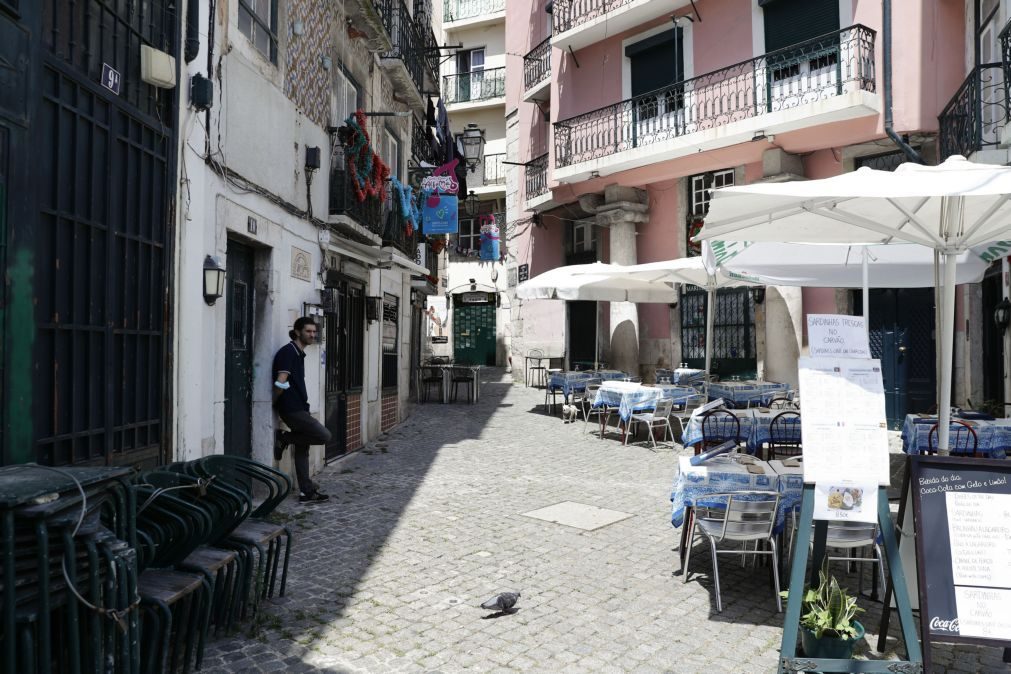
[929,616,960,633]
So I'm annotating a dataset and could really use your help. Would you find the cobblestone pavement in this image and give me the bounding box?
[201,370,1008,673]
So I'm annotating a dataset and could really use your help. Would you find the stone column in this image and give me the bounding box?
[593,186,649,375]
[763,285,803,388]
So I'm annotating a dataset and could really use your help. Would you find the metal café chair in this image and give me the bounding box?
[926,420,980,456]
[450,366,475,403]
[699,409,742,456]
[671,394,706,440]
[421,365,445,403]
[817,521,888,600]
[580,384,612,435]
[526,349,547,388]
[768,396,798,410]
[682,491,782,613]
[626,398,675,449]
[768,411,802,460]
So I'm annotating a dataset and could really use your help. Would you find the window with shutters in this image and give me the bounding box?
[686,169,734,256]
[334,68,362,124]
[382,294,399,390]
[625,28,685,123]
[761,0,840,105]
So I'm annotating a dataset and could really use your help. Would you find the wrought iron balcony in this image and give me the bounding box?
[553,25,876,169]
[412,116,437,167]
[380,0,425,96]
[552,0,638,35]
[442,67,506,105]
[329,166,387,238]
[525,153,549,199]
[480,153,506,187]
[383,198,419,258]
[939,64,1009,161]
[444,0,505,23]
[523,37,551,92]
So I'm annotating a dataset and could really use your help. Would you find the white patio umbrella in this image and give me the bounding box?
[570,251,763,386]
[697,155,1011,453]
[515,262,679,303]
[515,262,678,369]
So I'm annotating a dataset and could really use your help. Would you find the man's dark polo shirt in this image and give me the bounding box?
[272,342,309,414]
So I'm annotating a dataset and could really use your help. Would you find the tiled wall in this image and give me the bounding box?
[347,394,363,451]
[284,0,334,128]
[381,393,398,432]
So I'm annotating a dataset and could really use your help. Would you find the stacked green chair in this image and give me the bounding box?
[184,456,294,619]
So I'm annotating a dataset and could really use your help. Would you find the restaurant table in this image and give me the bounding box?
[707,380,790,407]
[682,408,756,453]
[547,371,597,400]
[669,455,803,535]
[438,365,481,404]
[655,384,700,406]
[591,381,663,423]
[900,413,1011,458]
[656,367,706,385]
[593,369,629,382]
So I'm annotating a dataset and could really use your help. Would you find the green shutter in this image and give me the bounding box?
[626,27,684,97]
[763,0,839,53]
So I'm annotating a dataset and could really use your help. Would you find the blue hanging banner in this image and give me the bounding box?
[422,193,459,235]
[479,213,500,261]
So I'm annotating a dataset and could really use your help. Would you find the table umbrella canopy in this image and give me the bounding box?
[515,262,678,303]
[696,155,1011,453]
[712,240,994,288]
[568,252,763,289]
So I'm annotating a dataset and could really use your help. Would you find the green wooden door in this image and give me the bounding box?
[453,302,496,365]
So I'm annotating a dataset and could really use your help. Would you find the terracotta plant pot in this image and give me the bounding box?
[800,620,865,660]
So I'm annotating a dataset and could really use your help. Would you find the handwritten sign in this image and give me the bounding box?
[798,357,890,485]
[807,314,870,359]
[910,455,1011,649]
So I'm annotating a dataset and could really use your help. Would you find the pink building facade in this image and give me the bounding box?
[505,0,1011,423]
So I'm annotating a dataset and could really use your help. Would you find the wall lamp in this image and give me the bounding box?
[995,297,1011,330]
[464,190,479,216]
[203,255,227,306]
[750,287,766,305]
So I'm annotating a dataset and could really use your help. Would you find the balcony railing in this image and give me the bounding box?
[329,165,387,236]
[553,25,876,168]
[480,153,506,186]
[453,211,507,257]
[412,116,437,166]
[525,153,549,199]
[443,0,505,23]
[524,37,551,91]
[381,0,425,94]
[442,67,506,105]
[552,0,636,34]
[373,0,394,37]
[939,64,1008,160]
[383,198,418,258]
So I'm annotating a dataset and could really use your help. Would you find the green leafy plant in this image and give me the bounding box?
[781,562,864,639]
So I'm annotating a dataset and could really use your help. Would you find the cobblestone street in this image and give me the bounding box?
[201,371,1008,673]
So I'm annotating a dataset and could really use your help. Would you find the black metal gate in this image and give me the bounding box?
[322,275,365,462]
[680,286,757,378]
[1,1,178,467]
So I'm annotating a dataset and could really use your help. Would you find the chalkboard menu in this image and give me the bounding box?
[910,455,1011,651]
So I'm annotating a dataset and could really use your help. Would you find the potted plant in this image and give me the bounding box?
[782,563,865,659]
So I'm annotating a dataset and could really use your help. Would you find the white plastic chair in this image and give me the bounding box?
[626,398,675,449]
[682,491,782,613]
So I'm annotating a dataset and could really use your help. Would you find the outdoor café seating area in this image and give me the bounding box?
[0,456,295,673]
[417,357,483,405]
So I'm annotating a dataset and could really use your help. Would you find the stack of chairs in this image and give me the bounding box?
[1,455,296,674]
[0,464,140,674]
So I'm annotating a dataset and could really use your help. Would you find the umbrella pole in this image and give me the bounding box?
[595,301,599,370]
[938,252,957,455]
[705,282,715,395]
[934,250,942,417]
[862,246,869,336]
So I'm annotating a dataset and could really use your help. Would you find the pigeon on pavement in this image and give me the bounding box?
[480,592,520,613]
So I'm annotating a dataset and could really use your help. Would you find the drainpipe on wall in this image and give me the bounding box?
[883,0,925,164]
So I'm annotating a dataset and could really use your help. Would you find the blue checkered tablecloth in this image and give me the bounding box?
[655,385,701,406]
[591,370,629,382]
[657,368,706,385]
[592,381,663,422]
[707,381,790,407]
[547,371,597,398]
[681,408,800,454]
[901,414,1011,459]
[670,456,804,533]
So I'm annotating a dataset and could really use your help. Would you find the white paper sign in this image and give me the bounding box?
[798,357,890,485]
[807,314,871,359]
[954,587,1011,640]
[945,492,1011,588]
[813,480,878,523]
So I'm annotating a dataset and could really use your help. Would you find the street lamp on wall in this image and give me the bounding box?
[203,255,227,306]
[750,286,766,305]
[464,190,479,216]
[461,123,485,172]
[995,297,1011,330]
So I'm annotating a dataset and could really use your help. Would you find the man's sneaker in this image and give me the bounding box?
[299,491,330,504]
[273,430,289,461]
